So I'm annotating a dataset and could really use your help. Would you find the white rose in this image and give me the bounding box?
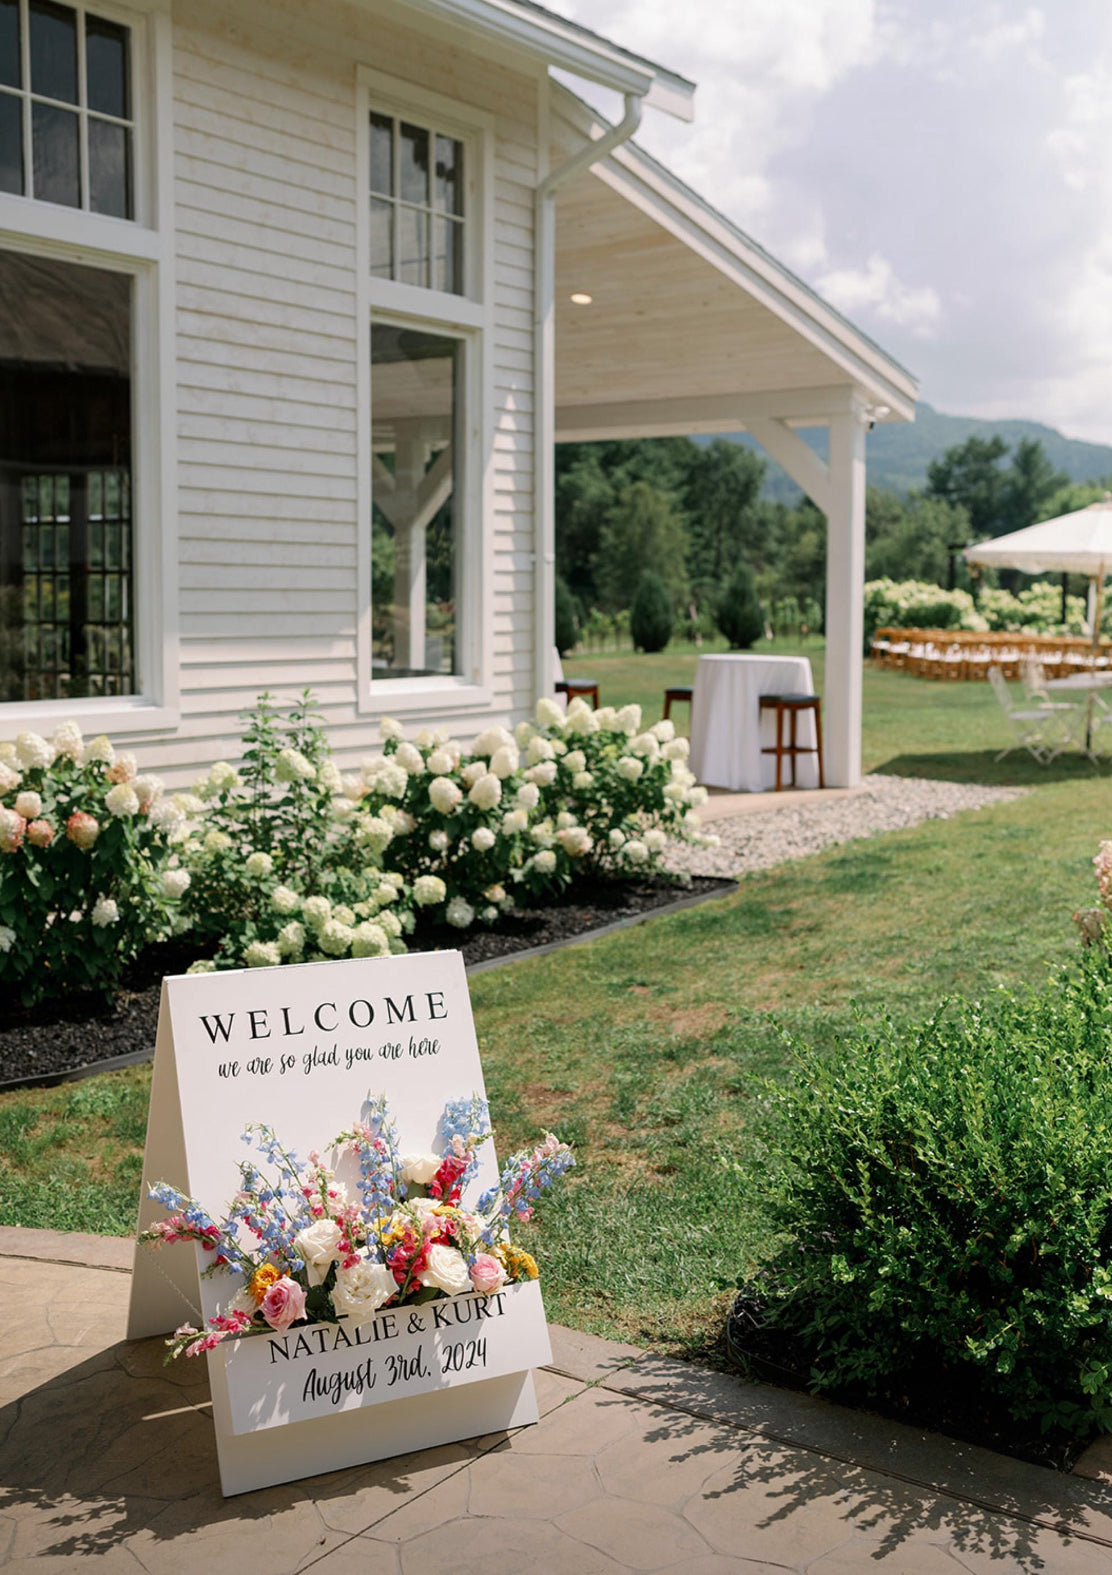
[245,851,274,878]
[244,939,282,967]
[105,783,140,817]
[535,698,564,728]
[402,1153,442,1185]
[468,773,502,811]
[533,849,557,874]
[91,896,119,927]
[427,748,453,775]
[471,826,496,852]
[617,757,644,781]
[418,1243,473,1297]
[332,1259,397,1321]
[395,742,425,775]
[429,776,463,814]
[293,1219,344,1286]
[162,868,191,898]
[446,896,475,929]
[14,791,41,820]
[489,745,519,780]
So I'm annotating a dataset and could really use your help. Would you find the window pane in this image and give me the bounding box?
[89,117,130,217]
[433,216,464,296]
[434,134,463,215]
[0,0,20,90]
[398,205,427,287]
[30,0,76,104]
[398,121,428,205]
[369,111,392,196]
[0,91,22,193]
[370,196,393,278]
[85,14,129,119]
[0,252,134,704]
[370,323,460,679]
[32,101,79,206]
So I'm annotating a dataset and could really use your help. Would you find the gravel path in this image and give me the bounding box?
[667,774,1028,879]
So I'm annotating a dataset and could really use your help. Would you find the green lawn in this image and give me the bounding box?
[2,648,1110,1357]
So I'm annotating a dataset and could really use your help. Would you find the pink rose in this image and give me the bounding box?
[260,1275,307,1332]
[26,819,54,848]
[469,1253,507,1295]
[66,811,100,850]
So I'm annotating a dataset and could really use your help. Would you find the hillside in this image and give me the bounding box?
[720,403,1112,502]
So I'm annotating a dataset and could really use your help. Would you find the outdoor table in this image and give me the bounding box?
[1045,671,1112,755]
[689,652,819,791]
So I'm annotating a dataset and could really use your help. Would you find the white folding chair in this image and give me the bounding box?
[988,666,1073,763]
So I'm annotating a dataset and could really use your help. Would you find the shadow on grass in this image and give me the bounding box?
[871,751,1112,788]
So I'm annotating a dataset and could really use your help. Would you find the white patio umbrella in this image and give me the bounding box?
[964,493,1112,650]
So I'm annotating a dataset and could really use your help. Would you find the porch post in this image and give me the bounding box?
[824,402,868,787]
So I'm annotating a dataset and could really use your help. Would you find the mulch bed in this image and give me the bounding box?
[726,1291,1086,1474]
[0,874,734,1089]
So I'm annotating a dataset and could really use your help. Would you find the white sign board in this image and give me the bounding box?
[128,952,552,1496]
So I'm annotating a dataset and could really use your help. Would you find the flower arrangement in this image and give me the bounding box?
[0,721,185,1004]
[1073,840,1112,948]
[140,1092,574,1360]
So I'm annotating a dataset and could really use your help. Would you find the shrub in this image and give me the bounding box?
[0,723,181,1004]
[979,583,1088,635]
[630,571,673,653]
[554,575,580,656]
[862,578,987,653]
[715,563,764,649]
[744,955,1112,1440]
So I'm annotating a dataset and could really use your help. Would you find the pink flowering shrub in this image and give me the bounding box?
[0,722,184,1005]
[1072,840,1112,949]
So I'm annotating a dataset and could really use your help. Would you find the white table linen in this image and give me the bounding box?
[689,653,819,792]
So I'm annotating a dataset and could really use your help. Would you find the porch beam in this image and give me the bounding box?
[555,385,888,443]
[745,416,832,517]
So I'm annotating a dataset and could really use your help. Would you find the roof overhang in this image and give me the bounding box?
[392,0,696,120]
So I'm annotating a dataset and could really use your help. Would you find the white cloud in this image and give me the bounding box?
[816,254,942,338]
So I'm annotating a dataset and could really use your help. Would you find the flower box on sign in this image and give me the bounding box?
[220,1279,550,1434]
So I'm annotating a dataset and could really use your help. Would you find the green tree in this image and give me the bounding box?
[1001,438,1069,534]
[554,575,579,656]
[682,439,766,594]
[630,571,674,652]
[865,490,971,586]
[593,480,690,613]
[925,435,1009,538]
[715,562,764,649]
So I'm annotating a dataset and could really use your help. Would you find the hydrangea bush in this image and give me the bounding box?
[0,722,184,1004]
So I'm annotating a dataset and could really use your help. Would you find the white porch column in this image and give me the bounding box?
[824,405,868,787]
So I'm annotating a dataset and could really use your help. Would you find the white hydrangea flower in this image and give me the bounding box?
[530,822,554,847]
[664,737,690,760]
[395,741,425,775]
[671,762,697,787]
[14,790,41,820]
[535,698,565,728]
[203,761,240,797]
[609,828,626,848]
[557,825,592,857]
[352,920,389,957]
[0,925,15,953]
[663,780,686,802]
[318,919,355,957]
[245,851,274,878]
[617,756,644,782]
[361,756,408,798]
[480,904,499,923]
[317,759,343,793]
[572,771,594,790]
[473,725,513,758]
[162,868,191,899]
[244,939,282,968]
[105,783,140,817]
[616,704,642,734]
[85,734,115,764]
[268,886,298,915]
[532,849,557,874]
[15,731,53,770]
[684,810,702,831]
[333,904,356,926]
[652,719,676,743]
[644,828,668,853]
[556,811,577,829]
[278,920,306,957]
[378,870,403,888]
[303,895,332,928]
[515,781,540,810]
[428,829,449,852]
[631,732,660,761]
[426,747,453,775]
[379,716,405,741]
[275,747,315,783]
[341,772,365,801]
[186,959,217,974]
[413,874,447,907]
[623,839,648,864]
[428,776,463,814]
[593,706,617,729]
[356,814,394,854]
[688,786,708,806]
[0,762,20,793]
[92,895,120,927]
[414,727,435,748]
[527,736,555,765]
[50,720,84,762]
[203,828,233,852]
[468,772,502,811]
[489,744,519,780]
[526,761,558,787]
[471,826,496,852]
[377,909,402,938]
[501,807,528,835]
[149,799,184,835]
[460,761,486,788]
[446,896,475,929]
[173,792,207,817]
[133,775,163,811]
[563,749,586,774]
[374,883,398,905]
[515,721,536,748]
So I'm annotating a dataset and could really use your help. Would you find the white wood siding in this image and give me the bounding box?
[138,0,539,778]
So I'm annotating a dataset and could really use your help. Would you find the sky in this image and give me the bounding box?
[547,0,1112,444]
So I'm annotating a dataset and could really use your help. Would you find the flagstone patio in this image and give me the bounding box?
[4,1230,1112,1572]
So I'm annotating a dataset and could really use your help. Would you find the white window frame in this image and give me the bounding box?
[0,0,178,736]
[356,66,494,714]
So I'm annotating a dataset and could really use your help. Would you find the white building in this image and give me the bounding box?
[0,0,916,785]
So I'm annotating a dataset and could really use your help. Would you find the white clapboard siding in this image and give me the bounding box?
[153,0,538,779]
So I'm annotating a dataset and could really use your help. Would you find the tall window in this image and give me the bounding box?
[370,323,460,680]
[369,111,464,295]
[0,0,133,218]
[0,249,134,702]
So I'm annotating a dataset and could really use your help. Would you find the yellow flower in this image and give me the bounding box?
[498,1245,539,1281]
[249,1264,280,1304]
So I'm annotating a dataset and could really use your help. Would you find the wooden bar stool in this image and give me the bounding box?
[758,694,825,791]
[662,684,693,721]
[555,678,599,708]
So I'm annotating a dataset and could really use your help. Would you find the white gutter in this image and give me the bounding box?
[532,91,645,704]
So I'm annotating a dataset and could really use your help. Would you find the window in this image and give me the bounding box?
[0,0,133,218]
[370,322,461,679]
[369,111,464,295]
[0,249,135,702]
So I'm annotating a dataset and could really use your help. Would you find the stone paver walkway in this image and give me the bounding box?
[4,1233,1112,1573]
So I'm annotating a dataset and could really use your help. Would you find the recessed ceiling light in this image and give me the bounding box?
[569,292,593,305]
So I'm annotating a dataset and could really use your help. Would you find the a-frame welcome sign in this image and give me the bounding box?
[127,951,552,1496]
